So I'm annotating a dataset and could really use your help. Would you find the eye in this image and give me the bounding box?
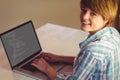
[81,7,87,13]
[90,12,97,16]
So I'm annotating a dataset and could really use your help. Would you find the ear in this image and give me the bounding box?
[104,19,109,25]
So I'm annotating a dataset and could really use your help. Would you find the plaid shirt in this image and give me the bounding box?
[56,27,120,80]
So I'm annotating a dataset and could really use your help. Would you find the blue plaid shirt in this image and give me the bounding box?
[56,27,120,80]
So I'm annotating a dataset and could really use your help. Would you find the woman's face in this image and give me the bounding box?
[80,7,108,35]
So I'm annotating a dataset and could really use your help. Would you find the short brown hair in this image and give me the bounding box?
[114,2,120,33]
[80,0,118,27]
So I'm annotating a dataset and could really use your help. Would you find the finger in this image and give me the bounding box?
[32,59,39,62]
[32,59,42,65]
[31,63,39,69]
[31,61,38,67]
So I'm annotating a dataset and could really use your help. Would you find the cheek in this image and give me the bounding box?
[92,20,100,26]
[92,19,105,29]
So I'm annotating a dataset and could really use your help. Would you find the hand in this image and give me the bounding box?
[31,58,49,73]
[31,58,57,80]
[40,52,60,63]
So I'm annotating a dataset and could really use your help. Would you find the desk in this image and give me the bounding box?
[0,23,88,80]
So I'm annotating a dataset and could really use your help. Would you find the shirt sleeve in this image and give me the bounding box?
[55,73,78,80]
[55,48,98,80]
[72,49,98,80]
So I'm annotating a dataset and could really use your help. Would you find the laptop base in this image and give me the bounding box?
[14,62,73,80]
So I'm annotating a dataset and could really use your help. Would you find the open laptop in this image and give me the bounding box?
[0,20,73,80]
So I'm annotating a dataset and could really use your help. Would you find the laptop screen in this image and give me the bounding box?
[0,21,42,68]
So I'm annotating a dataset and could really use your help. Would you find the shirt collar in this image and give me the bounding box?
[79,27,119,49]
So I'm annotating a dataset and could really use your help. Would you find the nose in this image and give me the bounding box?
[82,12,90,20]
[80,10,90,21]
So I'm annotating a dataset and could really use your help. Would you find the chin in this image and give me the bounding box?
[80,26,89,32]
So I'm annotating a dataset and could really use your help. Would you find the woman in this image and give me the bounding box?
[31,0,120,80]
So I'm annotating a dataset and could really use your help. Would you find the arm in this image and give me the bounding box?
[57,55,75,65]
[72,51,97,79]
[32,51,97,80]
[55,50,98,80]
[45,65,57,80]
[65,43,111,80]
[31,58,57,80]
[41,52,75,65]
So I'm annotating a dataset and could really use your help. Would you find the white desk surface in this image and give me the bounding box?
[0,23,88,80]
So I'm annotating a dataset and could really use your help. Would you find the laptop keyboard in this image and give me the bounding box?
[21,62,39,72]
[14,61,44,80]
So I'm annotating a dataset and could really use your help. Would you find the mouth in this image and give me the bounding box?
[82,21,91,25]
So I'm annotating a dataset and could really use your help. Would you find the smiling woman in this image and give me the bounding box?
[80,7,109,36]
[80,0,119,36]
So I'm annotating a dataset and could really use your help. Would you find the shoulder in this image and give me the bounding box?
[81,41,112,61]
[86,27,120,53]
[84,40,114,53]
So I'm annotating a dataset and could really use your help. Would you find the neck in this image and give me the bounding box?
[88,32,95,37]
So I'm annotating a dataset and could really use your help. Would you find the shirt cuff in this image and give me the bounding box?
[55,73,69,80]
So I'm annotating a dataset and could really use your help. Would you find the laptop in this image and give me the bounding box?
[0,20,73,80]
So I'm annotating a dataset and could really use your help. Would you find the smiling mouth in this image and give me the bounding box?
[82,21,91,25]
